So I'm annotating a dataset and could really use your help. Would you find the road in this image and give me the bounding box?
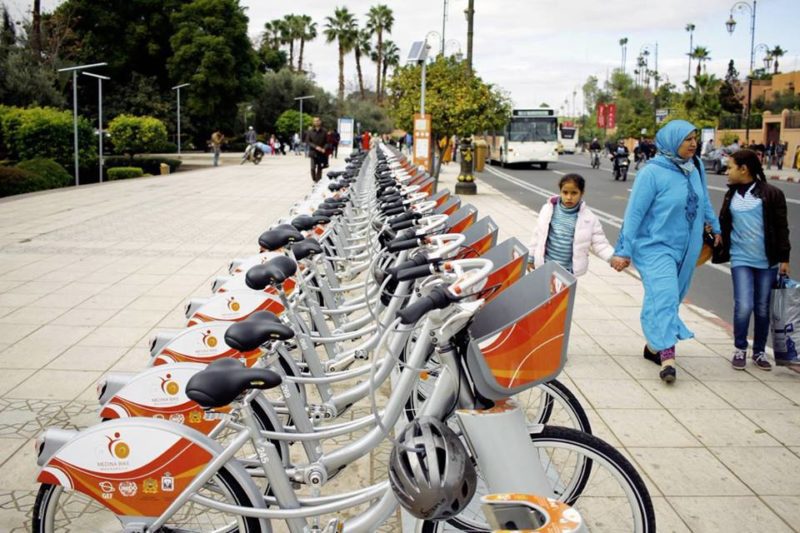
[478,153,800,326]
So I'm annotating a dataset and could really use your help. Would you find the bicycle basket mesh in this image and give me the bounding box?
[480,238,528,303]
[465,262,576,399]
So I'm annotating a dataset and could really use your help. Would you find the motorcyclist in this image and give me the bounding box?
[589,137,602,167]
[611,139,630,180]
[243,126,258,161]
[590,137,602,151]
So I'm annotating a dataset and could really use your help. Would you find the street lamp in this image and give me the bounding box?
[726,0,758,143]
[57,61,107,186]
[639,43,659,92]
[445,39,462,61]
[172,83,190,157]
[425,31,441,56]
[82,72,109,183]
[294,95,315,147]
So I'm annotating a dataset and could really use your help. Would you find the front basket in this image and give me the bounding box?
[465,262,577,400]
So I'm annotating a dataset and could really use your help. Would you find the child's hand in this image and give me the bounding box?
[610,256,630,271]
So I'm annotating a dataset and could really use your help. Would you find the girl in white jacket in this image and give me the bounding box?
[528,174,615,276]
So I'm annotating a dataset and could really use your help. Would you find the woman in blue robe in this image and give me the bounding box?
[611,120,721,383]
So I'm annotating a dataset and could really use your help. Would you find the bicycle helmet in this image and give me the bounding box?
[388,417,477,520]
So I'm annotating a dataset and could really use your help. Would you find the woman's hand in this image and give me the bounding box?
[610,256,631,271]
[714,234,722,247]
[780,262,791,276]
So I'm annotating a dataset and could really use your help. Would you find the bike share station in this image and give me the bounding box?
[25,143,657,532]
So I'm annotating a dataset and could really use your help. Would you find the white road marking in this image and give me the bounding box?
[485,165,732,276]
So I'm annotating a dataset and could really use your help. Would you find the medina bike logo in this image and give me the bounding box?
[201,329,218,348]
[158,374,180,396]
[226,297,241,312]
[106,432,130,460]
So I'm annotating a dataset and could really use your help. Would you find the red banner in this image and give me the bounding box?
[596,103,607,128]
[606,103,617,129]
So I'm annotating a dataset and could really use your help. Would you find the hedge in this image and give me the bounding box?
[0,166,39,197]
[16,158,72,189]
[107,167,144,180]
[103,156,182,175]
[108,115,168,157]
[0,106,96,171]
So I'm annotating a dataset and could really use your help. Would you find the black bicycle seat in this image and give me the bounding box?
[225,318,294,352]
[292,238,323,261]
[245,256,298,290]
[258,228,304,251]
[249,310,281,323]
[291,215,318,232]
[313,208,341,218]
[186,358,282,408]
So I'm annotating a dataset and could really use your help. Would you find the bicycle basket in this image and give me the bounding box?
[480,238,529,303]
[465,262,576,400]
[456,216,498,258]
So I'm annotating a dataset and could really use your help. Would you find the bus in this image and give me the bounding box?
[558,124,579,154]
[485,108,559,169]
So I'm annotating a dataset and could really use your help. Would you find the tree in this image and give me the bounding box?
[281,14,301,70]
[168,0,259,140]
[296,14,317,72]
[324,7,357,102]
[691,46,711,78]
[387,56,511,178]
[274,109,312,139]
[252,69,337,134]
[719,60,743,114]
[107,115,168,158]
[352,28,372,98]
[770,45,787,74]
[366,4,394,103]
[379,40,399,99]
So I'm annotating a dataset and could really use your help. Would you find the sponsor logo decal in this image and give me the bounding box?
[161,473,174,492]
[159,373,180,396]
[169,413,185,424]
[106,432,130,460]
[188,410,203,424]
[118,481,137,497]
[99,481,115,499]
[201,330,218,348]
[227,297,240,312]
[142,478,158,495]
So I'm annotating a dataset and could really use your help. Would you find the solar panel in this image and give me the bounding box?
[407,41,428,63]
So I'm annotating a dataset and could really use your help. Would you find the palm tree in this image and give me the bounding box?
[770,45,787,74]
[691,46,711,78]
[380,40,400,99]
[366,4,394,102]
[619,37,628,72]
[324,7,357,102]
[297,15,318,72]
[263,19,284,49]
[281,14,303,70]
[353,28,372,98]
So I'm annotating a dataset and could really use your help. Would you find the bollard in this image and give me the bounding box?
[160,163,170,175]
[455,137,477,195]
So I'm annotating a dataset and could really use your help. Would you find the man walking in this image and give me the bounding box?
[305,117,328,183]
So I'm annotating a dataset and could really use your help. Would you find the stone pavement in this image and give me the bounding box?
[0,151,797,531]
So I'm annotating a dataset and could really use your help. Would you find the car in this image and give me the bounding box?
[701,149,729,175]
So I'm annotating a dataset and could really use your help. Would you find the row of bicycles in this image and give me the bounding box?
[30,145,656,532]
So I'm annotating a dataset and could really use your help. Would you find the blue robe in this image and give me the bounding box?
[614,120,721,351]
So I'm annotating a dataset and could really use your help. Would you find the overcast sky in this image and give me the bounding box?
[9,0,800,114]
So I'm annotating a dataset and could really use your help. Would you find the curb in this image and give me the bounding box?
[769,173,800,183]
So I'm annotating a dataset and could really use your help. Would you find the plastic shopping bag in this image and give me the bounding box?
[771,275,800,359]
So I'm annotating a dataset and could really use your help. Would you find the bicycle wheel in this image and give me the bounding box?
[32,465,264,532]
[423,425,655,533]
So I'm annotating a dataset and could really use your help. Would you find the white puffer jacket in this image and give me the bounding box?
[528,196,615,276]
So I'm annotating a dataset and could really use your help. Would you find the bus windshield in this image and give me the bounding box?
[560,128,576,139]
[507,117,557,142]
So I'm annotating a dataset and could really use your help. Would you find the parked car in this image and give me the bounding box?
[701,149,729,175]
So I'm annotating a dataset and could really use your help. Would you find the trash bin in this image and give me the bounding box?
[160,163,170,175]
[473,140,488,172]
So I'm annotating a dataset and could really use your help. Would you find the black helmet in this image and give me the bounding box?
[388,417,477,520]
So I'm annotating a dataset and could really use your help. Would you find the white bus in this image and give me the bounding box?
[485,108,559,169]
[558,124,579,154]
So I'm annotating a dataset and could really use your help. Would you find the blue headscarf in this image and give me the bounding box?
[654,119,697,176]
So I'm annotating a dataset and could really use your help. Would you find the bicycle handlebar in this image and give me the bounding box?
[397,286,453,325]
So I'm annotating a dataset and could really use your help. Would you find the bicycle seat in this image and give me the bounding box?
[327,170,345,178]
[249,310,281,323]
[245,256,298,290]
[292,238,323,261]
[323,197,348,205]
[186,358,282,408]
[225,317,294,352]
[258,227,304,251]
[313,208,341,218]
[291,215,319,232]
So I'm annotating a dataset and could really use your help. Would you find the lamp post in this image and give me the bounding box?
[82,72,109,183]
[57,62,107,186]
[440,0,448,56]
[294,95,315,148]
[171,83,190,157]
[726,0,758,143]
[445,39,462,61]
[685,23,696,86]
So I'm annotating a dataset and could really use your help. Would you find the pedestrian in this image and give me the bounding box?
[209,130,225,167]
[405,132,413,155]
[610,120,721,383]
[361,131,371,152]
[269,134,278,156]
[713,149,795,372]
[304,116,328,183]
[764,141,774,169]
[528,174,615,276]
[330,129,340,159]
[775,141,786,170]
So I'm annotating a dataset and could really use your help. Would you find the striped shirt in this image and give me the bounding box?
[730,184,769,268]
[545,201,580,272]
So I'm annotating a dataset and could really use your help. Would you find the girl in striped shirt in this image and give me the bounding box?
[528,174,615,276]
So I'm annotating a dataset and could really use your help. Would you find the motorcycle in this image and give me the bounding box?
[613,153,630,181]
[241,143,266,165]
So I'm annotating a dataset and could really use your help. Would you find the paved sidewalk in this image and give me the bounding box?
[0,153,798,531]
[440,162,800,532]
